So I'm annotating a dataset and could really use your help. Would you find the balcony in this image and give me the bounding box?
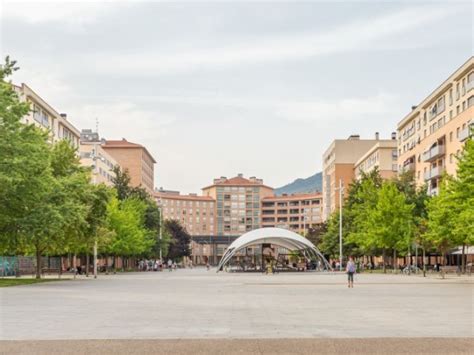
[424,166,445,181]
[403,162,416,172]
[458,124,473,142]
[422,145,445,162]
[428,186,439,196]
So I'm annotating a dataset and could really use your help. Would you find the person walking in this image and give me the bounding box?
[346,257,356,288]
[168,258,173,272]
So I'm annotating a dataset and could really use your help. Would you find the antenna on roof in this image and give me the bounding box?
[95,117,99,135]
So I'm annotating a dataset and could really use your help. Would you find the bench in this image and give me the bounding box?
[440,266,460,278]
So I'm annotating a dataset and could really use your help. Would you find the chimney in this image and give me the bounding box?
[348,134,360,140]
[411,105,417,111]
[238,173,243,178]
[391,132,397,140]
[60,113,67,119]
[375,132,380,140]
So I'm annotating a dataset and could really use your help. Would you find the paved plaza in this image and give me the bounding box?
[0,269,473,353]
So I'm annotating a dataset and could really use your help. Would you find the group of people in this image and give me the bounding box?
[138,259,178,272]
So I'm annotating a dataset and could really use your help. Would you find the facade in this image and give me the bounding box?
[202,174,274,236]
[354,139,398,180]
[79,130,118,186]
[14,83,80,148]
[322,135,381,221]
[397,57,474,195]
[102,138,156,194]
[154,189,216,236]
[155,189,217,265]
[261,193,323,235]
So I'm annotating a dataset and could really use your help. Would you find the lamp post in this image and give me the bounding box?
[335,179,344,271]
[158,197,163,262]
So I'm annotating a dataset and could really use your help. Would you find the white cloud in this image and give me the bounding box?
[274,94,398,123]
[90,4,459,75]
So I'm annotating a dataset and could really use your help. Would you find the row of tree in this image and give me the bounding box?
[0,58,191,278]
[319,134,474,272]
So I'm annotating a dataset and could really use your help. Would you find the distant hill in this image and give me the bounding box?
[275,172,322,196]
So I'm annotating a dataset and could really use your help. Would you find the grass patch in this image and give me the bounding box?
[0,278,66,287]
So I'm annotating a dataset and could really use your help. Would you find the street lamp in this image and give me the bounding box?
[158,196,163,262]
[335,179,344,272]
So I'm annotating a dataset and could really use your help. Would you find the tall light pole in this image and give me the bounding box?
[335,179,344,272]
[92,142,98,279]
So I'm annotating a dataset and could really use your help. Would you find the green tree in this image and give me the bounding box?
[366,181,414,272]
[424,177,457,266]
[345,169,383,258]
[111,165,132,201]
[0,57,51,255]
[0,59,92,278]
[165,219,191,261]
[105,197,154,267]
[449,135,474,271]
[393,170,429,271]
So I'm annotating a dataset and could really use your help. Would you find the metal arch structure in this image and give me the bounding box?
[216,227,332,272]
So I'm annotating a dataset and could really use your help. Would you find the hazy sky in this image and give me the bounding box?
[1,0,472,193]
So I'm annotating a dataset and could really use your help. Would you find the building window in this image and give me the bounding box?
[449,131,453,142]
[468,95,474,107]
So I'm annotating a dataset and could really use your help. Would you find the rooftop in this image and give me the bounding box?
[202,174,273,190]
[103,138,157,163]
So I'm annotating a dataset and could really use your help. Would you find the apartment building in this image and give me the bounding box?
[322,135,382,221]
[261,193,323,235]
[154,189,216,236]
[79,130,118,186]
[14,83,80,147]
[102,138,156,194]
[202,174,274,236]
[354,137,398,180]
[397,57,474,195]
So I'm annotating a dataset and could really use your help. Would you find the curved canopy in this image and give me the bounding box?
[217,227,331,271]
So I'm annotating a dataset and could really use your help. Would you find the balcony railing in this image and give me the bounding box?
[402,162,416,172]
[424,166,445,181]
[458,125,473,142]
[422,145,445,162]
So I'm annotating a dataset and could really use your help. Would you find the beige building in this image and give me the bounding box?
[261,193,323,235]
[397,57,474,196]
[154,189,217,265]
[202,174,274,236]
[154,189,216,236]
[102,138,156,194]
[14,83,80,147]
[354,139,398,180]
[79,130,118,186]
[322,135,382,221]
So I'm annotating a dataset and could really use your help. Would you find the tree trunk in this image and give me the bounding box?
[382,248,386,274]
[86,253,90,277]
[461,244,466,274]
[393,249,397,274]
[423,248,426,277]
[35,247,41,279]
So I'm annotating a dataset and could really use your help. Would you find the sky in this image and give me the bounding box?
[0,0,472,193]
